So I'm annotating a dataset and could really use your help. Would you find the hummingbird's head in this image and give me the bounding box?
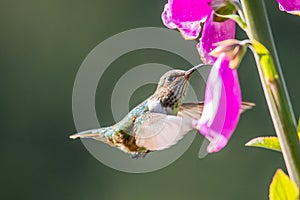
[153,65,200,109]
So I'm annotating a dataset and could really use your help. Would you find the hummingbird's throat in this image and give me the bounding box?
[159,80,189,109]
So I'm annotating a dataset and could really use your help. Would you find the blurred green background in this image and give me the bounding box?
[1,0,299,199]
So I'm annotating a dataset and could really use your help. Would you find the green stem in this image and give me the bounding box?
[240,0,300,186]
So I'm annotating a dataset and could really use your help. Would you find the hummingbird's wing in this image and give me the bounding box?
[134,112,194,151]
[240,102,256,113]
[178,102,204,119]
[178,101,255,119]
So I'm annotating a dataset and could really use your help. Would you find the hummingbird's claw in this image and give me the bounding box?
[131,152,148,159]
[131,153,139,159]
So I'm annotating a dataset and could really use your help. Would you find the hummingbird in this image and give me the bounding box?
[70,65,205,158]
[70,65,253,158]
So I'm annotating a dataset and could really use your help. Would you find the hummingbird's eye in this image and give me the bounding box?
[167,76,175,82]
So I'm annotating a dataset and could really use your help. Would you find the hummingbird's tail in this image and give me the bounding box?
[69,128,105,140]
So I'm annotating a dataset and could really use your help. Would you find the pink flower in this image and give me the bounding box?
[161,0,236,62]
[193,53,241,153]
[277,0,300,15]
[198,12,236,64]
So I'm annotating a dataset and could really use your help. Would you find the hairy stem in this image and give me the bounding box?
[240,0,300,186]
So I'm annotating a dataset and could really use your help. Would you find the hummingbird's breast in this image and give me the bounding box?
[147,99,167,114]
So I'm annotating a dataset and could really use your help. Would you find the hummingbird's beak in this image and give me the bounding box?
[184,64,204,79]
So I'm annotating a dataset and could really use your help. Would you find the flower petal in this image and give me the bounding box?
[162,0,212,39]
[176,21,203,40]
[170,0,212,22]
[194,53,241,153]
[198,12,236,64]
[277,0,300,15]
[162,3,178,29]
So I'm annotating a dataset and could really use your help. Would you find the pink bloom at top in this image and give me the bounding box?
[161,0,236,63]
[277,0,300,15]
[193,53,241,153]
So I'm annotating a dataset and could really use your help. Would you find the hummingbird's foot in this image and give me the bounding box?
[131,152,148,159]
[131,153,139,159]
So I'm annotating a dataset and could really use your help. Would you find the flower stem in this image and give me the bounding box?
[240,0,300,186]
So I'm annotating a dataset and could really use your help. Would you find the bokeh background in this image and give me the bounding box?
[1,0,299,199]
